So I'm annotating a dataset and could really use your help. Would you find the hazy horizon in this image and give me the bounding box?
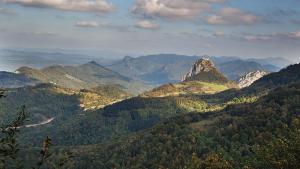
[1,0,300,63]
[0,47,297,72]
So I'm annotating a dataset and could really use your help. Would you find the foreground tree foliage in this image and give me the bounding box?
[254,129,300,169]
[0,105,26,168]
[0,90,72,169]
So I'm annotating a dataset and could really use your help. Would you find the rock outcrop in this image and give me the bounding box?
[182,58,229,84]
[238,70,268,88]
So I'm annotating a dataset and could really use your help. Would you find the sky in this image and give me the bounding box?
[0,0,300,61]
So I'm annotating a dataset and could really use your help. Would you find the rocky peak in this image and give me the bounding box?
[87,61,101,66]
[123,56,134,62]
[182,58,216,80]
[238,70,268,88]
[182,58,230,84]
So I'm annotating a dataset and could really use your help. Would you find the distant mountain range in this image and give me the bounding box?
[108,54,198,84]
[217,59,275,80]
[0,49,116,71]
[0,52,293,96]
[0,49,292,86]
[108,54,289,85]
[246,57,292,68]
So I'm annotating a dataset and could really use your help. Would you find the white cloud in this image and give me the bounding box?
[206,15,224,24]
[132,0,225,20]
[243,35,270,41]
[206,7,260,25]
[240,31,300,42]
[290,31,300,38]
[33,31,58,36]
[3,0,113,13]
[75,21,101,27]
[135,20,159,30]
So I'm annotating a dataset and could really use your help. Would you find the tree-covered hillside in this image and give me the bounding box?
[204,63,300,103]
[0,71,38,89]
[0,83,130,125]
[67,82,300,169]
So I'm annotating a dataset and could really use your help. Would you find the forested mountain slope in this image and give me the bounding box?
[206,63,300,102]
[0,83,130,125]
[67,82,300,169]
[17,61,149,94]
[0,71,38,88]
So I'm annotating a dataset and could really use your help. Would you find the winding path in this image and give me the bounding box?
[23,117,55,128]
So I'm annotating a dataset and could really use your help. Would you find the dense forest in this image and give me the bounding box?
[0,63,300,168]
[67,82,300,169]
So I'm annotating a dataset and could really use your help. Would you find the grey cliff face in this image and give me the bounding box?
[238,70,268,88]
[182,58,215,81]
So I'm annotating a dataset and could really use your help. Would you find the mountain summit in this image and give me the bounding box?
[182,58,229,84]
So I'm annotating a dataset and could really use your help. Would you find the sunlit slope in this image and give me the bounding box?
[0,83,130,124]
[142,81,230,97]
